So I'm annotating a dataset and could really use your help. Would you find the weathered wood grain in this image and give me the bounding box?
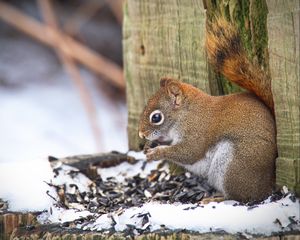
[0,212,38,238]
[267,0,300,195]
[123,0,208,150]
[7,221,300,240]
[49,152,135,169]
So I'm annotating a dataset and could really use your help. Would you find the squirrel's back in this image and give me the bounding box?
[205,18,274,114]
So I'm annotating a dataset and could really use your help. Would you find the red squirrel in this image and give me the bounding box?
[138,18,277,202]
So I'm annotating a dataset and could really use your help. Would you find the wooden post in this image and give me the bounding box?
[267,0,300,195]
[123,0,209,150]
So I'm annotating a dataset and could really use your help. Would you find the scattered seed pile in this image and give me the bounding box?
[46,153,298,237]
[50,157,215,215]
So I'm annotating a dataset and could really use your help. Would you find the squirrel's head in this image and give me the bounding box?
[138,77,186,146]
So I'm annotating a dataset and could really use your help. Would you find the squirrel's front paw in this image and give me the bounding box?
[145,146,167,161]
[143,141,152,154]
[143,141,159,154]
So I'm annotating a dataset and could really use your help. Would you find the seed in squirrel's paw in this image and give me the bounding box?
[150,141,159,148]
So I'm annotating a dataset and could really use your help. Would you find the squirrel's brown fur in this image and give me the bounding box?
[205,18,274,113]
[138,18,277,203]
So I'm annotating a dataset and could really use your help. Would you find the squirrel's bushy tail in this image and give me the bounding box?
[205,18,274,113]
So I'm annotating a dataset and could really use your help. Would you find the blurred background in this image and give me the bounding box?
[0,0,127,162]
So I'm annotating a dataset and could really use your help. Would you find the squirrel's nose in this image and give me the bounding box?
[138,131,145,139]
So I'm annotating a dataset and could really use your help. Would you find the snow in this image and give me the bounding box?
[0,158,56,212]
[39,207,93,224]
[51,164,93,193]
[97,158,163,182]
[37,163,96,223]
[83,196,300,235]
[127,151,147,160]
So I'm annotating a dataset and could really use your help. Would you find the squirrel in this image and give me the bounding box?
[138,18,277,203]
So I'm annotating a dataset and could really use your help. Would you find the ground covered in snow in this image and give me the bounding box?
[2,152,296,238]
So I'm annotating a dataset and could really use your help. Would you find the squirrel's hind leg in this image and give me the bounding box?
[223,142,275,203]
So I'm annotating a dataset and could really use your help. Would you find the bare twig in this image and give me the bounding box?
[37,0,103,150]
[63,0,105,36]
[105,0,124,24]
[37,0,58,28]
[0,1,125,90]
[59,54,103,150]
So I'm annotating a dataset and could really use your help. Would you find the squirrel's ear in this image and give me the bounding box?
[160,77,172,87]
[160,78,183,108]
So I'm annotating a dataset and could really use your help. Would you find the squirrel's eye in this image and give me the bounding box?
[149,110,164,125]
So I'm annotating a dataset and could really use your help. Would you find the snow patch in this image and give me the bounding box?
[51,164,93,193]
[0,159,55,212]
[39,207,93,224]
[81,195,300,236]
[97,159,162,182]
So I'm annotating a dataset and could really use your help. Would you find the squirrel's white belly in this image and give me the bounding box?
[183,140,234,194]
